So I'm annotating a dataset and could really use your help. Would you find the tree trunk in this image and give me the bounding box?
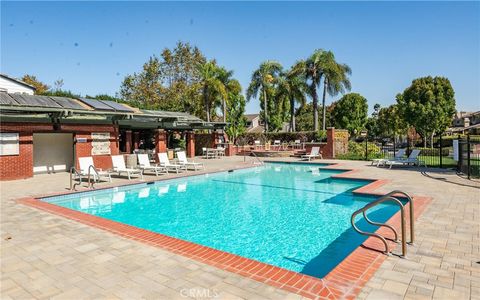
[290,98,295,132]
[204,86,210,122]
[312,85,319,131]
[322,78,328,131]
[223,99,226,123]
[263,87,268,132]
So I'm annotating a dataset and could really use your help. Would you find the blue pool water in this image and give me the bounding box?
[42,162,399,278]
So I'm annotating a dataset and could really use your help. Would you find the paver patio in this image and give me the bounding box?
[1,156,479,299]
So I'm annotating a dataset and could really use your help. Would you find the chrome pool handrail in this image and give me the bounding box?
[87,165,101,189]
[351,195,408,258]
[251,150,264,165]
[69,167,82,190]
[381,190,414,244]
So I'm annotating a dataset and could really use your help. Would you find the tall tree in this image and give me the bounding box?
[376,104,408,139]
[119,41,207,113]
[197,60,227,122]
[276,68,307,131]
[217,67,241,122]
[397,76,455,147]
[293,50,326,131]
[247,61,283,132]
[331,93,369,137]
[225,94,247,143]
[21,75,50,95]
[320,51,352,131]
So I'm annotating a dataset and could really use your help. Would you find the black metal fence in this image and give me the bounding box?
[345,134,480,178]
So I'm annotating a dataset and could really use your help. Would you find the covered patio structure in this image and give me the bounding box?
[0,92,226,180]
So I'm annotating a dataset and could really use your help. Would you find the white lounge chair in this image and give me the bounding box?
[301,147,322,161]
[78,156,112,182]
[385,149,426,169]
[111,155,143,180]
[137,154,166,176]
[176,151,204,170]
[158,152,185,173]
[371,149,406,167]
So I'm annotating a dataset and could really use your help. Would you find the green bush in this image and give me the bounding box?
[337,141,382,160]
[236,131,327,145]
[415,147,449,156]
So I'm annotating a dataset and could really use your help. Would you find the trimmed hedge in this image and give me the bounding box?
[415,147,449,156]
[236,131,327,145]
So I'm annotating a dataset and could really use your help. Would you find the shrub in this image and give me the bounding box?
[236,131,327,145]
[415,147,449,156]
[337,141,382,160]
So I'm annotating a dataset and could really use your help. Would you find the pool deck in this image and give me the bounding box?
[1,156,479,299]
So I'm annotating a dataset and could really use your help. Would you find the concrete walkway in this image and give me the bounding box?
[1,156,479,299]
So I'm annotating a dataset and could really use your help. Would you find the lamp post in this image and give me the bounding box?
[360,130,368,160]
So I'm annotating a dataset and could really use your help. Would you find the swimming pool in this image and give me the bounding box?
[41,162,399,278]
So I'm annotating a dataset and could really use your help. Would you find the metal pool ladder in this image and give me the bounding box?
[251,151,264,165]
[351,190,414,258]
[69,165,101,190]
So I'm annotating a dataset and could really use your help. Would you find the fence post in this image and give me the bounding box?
[467,134,471,179]
[439,135,443,168]
[458,135,463,173]
[365,135,368,161]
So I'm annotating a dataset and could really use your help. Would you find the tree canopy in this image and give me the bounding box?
[247,61,284,132]
[21,75,50,95]
[397,76,456,143]
[331,93,368,136]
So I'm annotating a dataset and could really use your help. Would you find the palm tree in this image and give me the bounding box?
[293,50,326,131]
[197,61,227,122]
[276,68,307,132]
[247,61,283,132]
[320,51,351,131]
[217,67,241,123]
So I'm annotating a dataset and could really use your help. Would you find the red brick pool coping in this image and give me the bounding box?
[17,163,432,299]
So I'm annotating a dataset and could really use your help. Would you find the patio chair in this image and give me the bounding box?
[254,140,262,150]
[385,149,426,169]
[158,152,186,173]
[293,139,303,149]
[202,147,216,159]
[301,147,322,161]
[176,151,204,170]
[78,156,112,183]
[137,153,167,176]
[111,155,144,180]
[371,149,406,167]
[273,140,281,150]
[216,145,225,157]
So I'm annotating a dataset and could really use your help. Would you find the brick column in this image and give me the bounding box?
[211,131,218,148]
[155,130,168,161]
[133,132,140,150]
[125,130,132,154]
[326,127,335,158]
[186,131,195,158]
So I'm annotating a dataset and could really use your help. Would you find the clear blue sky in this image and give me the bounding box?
[1,1,479,114]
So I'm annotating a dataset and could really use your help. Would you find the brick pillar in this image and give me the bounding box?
[133,132,140,150]
[186,131,195,158]
[155,130,168,161]
[326,127,335,158]
[211,131,219,148]
[125,130,132,154]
